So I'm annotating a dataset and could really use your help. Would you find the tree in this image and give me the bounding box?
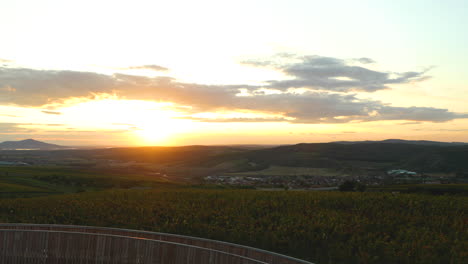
[339,180,366,192]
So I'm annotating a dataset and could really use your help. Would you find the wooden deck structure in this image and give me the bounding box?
[0,224,313,264]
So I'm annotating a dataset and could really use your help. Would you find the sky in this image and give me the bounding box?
[1,0,468,146]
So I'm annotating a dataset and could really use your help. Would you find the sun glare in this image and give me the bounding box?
[134,118,186,145]
[55,98,195,145]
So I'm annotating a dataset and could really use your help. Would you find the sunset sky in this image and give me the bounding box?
[1,0,468,146]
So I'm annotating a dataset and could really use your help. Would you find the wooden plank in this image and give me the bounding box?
[0,224,313,264]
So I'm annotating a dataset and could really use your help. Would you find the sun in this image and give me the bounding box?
[134,124,171,145]
[56,97,195,146]
[133,118,188,146]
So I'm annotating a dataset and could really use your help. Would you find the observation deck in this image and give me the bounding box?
[0,224,312,264]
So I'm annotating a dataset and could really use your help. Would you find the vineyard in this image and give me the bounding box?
[0,188,466,264]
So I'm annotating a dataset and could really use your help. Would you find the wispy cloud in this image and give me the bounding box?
[0,123,37,133]
[399,121,422,125]
[413,128,468,132]
[45,124,65,126]
[42,110,62,115]
[127,65,169,71]
[180,116,289,123]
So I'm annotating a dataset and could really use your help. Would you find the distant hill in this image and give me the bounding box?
[232,142,468,173]
[2,140,468,174]
[333,139,468,146]
[76,142,468,173]
[0,139,70,150]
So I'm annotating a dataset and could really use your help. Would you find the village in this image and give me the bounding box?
[204,168,462,189]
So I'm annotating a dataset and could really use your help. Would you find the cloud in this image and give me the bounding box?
[371,106,468,122]
[127,65,169,71]
[244,55,431,92]
[0,123,37,133]
[42,110,62,115]
[225,92,467,123]
[0,54,465,124]
[0,68,117,106]
[175,91,466,124]
[413,128,468,132]
[180,116,289,123]
[45,124,65,126]
[399,121,422,125]
[0,123,20,132]
[0,58,12,66]
[354,57,376,64]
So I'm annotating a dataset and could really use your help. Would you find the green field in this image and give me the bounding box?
[228,166,346,177]
[0,188,466,264]
[0,182,48,192]
[0,166,172,197]
[369,184,468,195]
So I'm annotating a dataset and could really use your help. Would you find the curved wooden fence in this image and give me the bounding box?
[0,224,313,264]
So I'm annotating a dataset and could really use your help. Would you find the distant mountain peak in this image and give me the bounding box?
[21,139,41,142]
[0,139,70,150]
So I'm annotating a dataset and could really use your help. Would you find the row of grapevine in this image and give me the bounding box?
[0,189,466,263]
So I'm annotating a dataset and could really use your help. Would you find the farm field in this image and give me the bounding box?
[0,188,466,264]
[0,166,173,197]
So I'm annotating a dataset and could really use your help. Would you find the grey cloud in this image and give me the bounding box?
[0,67,238,108]
[233,92,375,123]
[245,55,430,92]
[208,92,466,124]
[0,68,118,106]
[178,91,465,124]
[354,57,376,64]
[372,106,468,122]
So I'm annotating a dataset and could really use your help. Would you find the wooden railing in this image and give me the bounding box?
[0,224,313,264]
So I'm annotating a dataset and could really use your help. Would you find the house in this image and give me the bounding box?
[387,169,417,176]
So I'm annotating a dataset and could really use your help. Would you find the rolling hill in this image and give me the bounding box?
[333,139,468,146]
